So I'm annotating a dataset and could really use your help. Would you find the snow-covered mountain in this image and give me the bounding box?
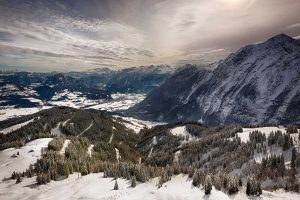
[131,34,300,125]
[0,65,175,111]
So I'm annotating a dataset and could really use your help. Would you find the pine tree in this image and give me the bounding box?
[213,174,222,191]
[114,180,119,190]
[103,170,108,178]
[188,166,195,178]
[246,177,262,196]
[246,179,251,196]
[204,175,212,195]
[227,177,239,195]
[257,182,262,196]
[64,164,70,178]
[192,172,200,187]
[131,176,137,188]
[11,171,16,179]
[16,175,21,184]
[80,163,88,176]
[291,148,296,169]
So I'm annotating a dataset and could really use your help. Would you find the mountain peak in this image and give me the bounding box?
[265,33,296,45]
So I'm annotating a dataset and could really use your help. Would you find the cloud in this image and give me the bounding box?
[0,0,300,71]
[285,23,300,30]
[0,0,156,70]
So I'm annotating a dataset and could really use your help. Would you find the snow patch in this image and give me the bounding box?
[148,147,153,158]
[59,139,70,155]
[87,144,94,157]
[115,148,120,162]
[238,126,287,143]
[88,93,145,112]
[170,126,196,141]
[115,115,165,134]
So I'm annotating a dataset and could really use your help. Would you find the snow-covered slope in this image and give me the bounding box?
[0,106,52,122]
[132,34,300,125]
[0,118,36,134]
[170,126,195,141]
[1,173,300,200]
[237,126,287,143]
[0,138,52,179]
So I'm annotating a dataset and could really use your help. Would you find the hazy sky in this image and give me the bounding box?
[0,0,300,71]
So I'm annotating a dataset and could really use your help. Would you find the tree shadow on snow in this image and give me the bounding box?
[23,182,39,189]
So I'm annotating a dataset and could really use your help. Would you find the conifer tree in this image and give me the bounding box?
[114,180,119,190]
[131,176,137,188]
[227,177,239,195]
[204,175,212,195]
[16,175,21,184]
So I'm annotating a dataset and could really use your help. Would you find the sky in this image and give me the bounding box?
[0,0,300,72]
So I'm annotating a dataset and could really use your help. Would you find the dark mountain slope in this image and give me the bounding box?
[131,34,300,125]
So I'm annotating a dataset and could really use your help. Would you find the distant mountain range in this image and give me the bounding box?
[131,34,300,125]
[0,65,176,108]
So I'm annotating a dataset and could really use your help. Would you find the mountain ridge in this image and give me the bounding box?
[130,33,300,125]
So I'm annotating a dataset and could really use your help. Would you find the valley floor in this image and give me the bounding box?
[1,173,300,200]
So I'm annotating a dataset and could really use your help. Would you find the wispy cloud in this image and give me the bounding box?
[285,23,300,30]
[0,0,300,71]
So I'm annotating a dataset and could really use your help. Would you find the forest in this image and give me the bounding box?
[1,107,300,195]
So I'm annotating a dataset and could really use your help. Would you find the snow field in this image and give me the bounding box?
[238,127,287,143]
[1,173,300,200]
[0,106,52,122]
[0,138,52,179]
[170,126,196,141]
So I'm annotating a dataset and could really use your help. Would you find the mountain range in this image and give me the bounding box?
[131,34,300,125]
[0,65,175,108]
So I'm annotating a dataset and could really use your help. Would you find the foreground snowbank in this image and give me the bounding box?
[1,173,300,200]
[0,138,52,179]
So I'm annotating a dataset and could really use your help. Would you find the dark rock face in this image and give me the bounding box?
[131,34,300,125]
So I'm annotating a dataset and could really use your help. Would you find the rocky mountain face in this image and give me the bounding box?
[131,34,300,125]
[105,65,176,93]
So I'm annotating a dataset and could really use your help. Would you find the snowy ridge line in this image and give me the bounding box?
[0,117,36,134]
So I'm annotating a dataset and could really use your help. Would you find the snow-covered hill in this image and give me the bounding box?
[131,34,300,125]
[0,138,52,179]
[1,173,299,200]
